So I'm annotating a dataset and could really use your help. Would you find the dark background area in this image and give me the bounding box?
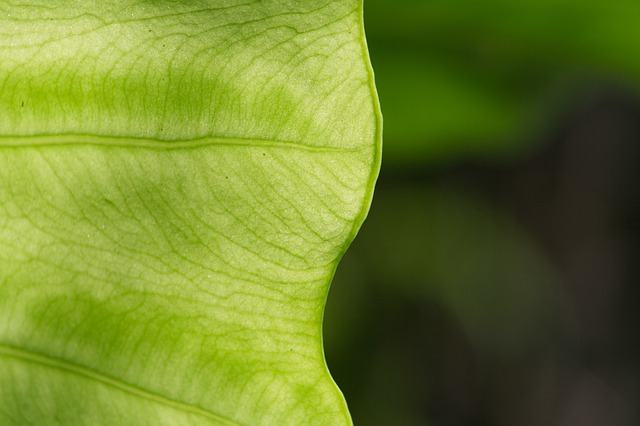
[324,1,640,424]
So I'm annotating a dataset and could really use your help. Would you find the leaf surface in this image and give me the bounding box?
[0,1,380,424]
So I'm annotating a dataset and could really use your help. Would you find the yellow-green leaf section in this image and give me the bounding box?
[0,1,381,424]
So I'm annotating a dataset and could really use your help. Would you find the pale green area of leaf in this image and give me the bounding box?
[0,1,381,424]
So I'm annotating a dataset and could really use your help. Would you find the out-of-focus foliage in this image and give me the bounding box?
[367,0,640,165]
[325,1,640,425]
[326,186,569,425]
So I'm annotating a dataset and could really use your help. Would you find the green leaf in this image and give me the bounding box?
[0,1,381,424]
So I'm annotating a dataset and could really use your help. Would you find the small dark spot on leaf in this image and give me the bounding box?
[21,101,24,107]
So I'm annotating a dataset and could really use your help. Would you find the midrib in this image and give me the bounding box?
[0,134,366,153]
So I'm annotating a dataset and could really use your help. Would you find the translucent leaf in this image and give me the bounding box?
[0,1,381,424]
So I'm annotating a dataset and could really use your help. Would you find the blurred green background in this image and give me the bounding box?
[323,1,640,424]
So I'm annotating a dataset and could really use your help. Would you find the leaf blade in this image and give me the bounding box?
[0,1,381,424]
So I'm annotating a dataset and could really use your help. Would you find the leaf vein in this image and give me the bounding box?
[0,134,368,153]
[0,343,242,426]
